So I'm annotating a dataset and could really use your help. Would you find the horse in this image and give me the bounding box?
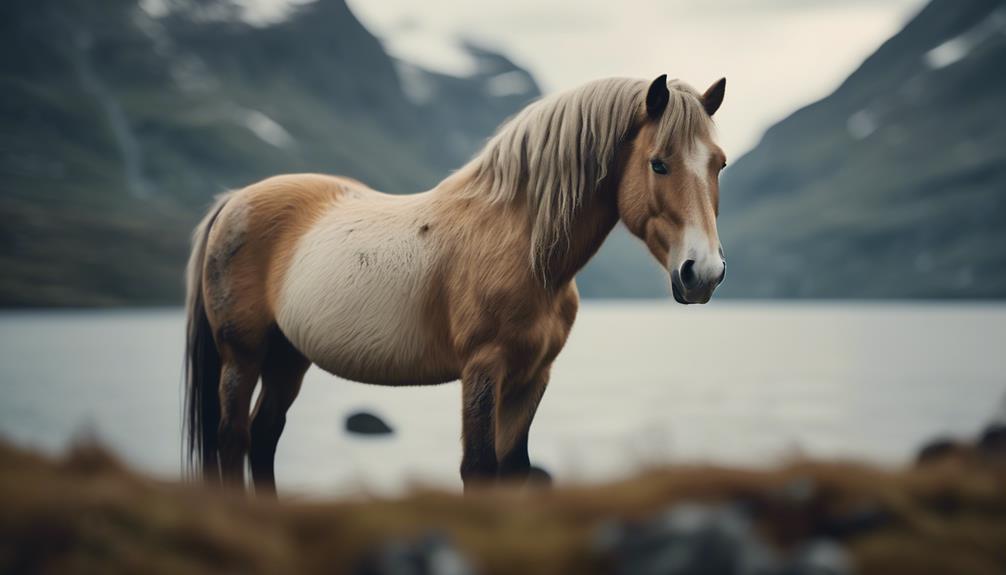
[184,75,728,495]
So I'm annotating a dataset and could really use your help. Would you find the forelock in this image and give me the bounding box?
[652,80,713,155]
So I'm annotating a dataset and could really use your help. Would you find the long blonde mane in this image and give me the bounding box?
[464,77,710,278]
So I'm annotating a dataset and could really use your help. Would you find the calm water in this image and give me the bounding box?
[1,303,1004,497]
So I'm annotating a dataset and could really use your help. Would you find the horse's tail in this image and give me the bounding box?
[183,193,231,480]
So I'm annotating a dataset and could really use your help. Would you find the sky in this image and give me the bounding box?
[246,0,929,157]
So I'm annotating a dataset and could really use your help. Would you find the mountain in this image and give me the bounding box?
[1,0,665,306]
[717,0,1006,299]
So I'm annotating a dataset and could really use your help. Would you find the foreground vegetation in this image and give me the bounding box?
[1,438,1004,575]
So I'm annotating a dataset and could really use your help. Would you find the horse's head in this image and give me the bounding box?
[617,75,727,304]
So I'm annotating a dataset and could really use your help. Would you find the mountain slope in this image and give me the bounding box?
[0,0,570,305]
[717,0,1006,299]
[0,0,669,306]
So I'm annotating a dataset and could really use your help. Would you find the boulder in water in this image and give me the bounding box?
[345,411,394,436]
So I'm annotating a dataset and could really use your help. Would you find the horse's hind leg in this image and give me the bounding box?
[217,347,262,487]
[250,330,309,496]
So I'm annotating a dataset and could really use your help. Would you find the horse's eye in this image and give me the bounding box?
[650,159,668,175]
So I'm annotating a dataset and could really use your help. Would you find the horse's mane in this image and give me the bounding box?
[463,77,709,278]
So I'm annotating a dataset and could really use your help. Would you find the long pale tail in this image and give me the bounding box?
[183,194,231,480]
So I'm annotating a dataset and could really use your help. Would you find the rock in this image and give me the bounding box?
[783,540,854,575]
[818,502,888,540]
[916,423,1006,466]
[978,423,1006,457]
[345,411,394,436]
[353,532,476,575]
[595,503,780,575]
[595,503,856,575]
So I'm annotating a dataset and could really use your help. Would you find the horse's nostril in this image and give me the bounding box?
[717,260,726,284]
[680,259,698,289]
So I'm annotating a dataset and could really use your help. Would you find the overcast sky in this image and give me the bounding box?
[248,0,929,156]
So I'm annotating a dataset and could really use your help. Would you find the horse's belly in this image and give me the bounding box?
[275,210,454,385]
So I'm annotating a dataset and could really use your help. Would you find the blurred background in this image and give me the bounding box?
[1,0,1004,495]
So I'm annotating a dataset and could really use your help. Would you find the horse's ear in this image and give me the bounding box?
[702,77,726,117]
[646,74,669,119]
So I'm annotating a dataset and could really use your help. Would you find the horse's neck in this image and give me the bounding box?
[542,177,621,288]
[431,157,624,291]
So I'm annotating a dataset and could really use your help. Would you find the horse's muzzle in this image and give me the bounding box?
[670,257,725,305]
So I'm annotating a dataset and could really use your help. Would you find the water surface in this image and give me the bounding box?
[1,302,1003,496]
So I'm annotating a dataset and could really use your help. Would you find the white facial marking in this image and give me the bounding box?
[676,139,723,281]
[683,141,711,181]
[668,226,708,269]
[669,226,723,280]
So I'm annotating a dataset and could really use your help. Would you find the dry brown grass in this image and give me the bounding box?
[1,441,1004,575]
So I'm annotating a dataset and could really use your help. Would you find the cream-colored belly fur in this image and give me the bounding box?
[275,193,450,385]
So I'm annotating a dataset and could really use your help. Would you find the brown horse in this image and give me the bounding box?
[184,75,728,494]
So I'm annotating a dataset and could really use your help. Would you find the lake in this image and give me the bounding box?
[1,302,1004,497]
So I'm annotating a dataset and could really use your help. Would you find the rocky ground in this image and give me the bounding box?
[1,430,1004,575]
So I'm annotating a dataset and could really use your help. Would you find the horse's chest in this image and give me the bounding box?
[275,212,447,384]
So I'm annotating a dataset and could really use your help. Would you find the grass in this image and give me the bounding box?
[1,440,1004,574]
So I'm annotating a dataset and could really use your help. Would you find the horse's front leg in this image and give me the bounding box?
[495,367,549,482]
[459,348,551,490]
[459,354,501,490]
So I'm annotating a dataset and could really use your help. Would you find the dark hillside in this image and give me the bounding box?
[718,0,1006,299]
